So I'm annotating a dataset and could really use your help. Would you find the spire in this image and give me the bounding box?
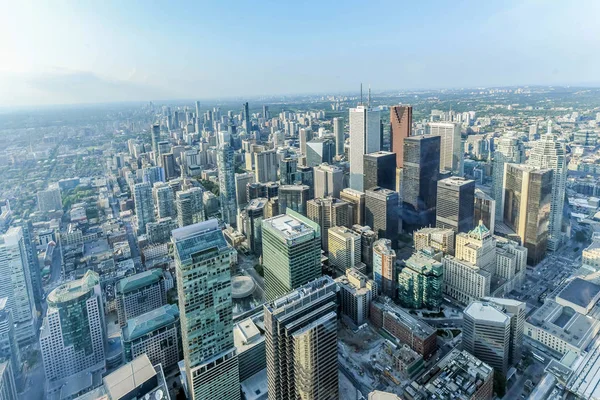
[360,83,363,106]
[368,85,371,109]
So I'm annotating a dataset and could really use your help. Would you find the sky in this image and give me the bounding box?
[1,0,599,106]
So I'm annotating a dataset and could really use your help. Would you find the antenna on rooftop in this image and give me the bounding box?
[368,85,372,108]
[360,83,363,106]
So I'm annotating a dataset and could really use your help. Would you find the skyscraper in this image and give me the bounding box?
[492,136,525,222]
[427,122,462,175]
[402,135,440,232]
[482,297,526,366]
[328,226,362,272]
[243,102,251,133]
[40,271,106,389]
[133,182,155,235]
[12,219,42,308]
[173,220,239,400]
[151,123,160,162]
[349,105,381,191]
[528,134,567,251]
[436,176,475,233]
[176,187,205,228]
[262,210,321,301]
[365,187,399,247]
[474,189,496,234]
[153,182,176,219]
[217,143,237,226]
[235,172,255,209]
[0,227,36,345]
[313,163,344,199]
[463,301,511,376]
[278,157,298,186]
[254,149,278,183]
[397,250,444,309]
[264,276,338,400]
[363,151,396,191]
[0,361,17,400]
[116,269,166,327]
[244,198,267,255]
[341,188,366,226]
[306,197,351,251]
[278,185,310,216]
[0,298,21,391]
[389,105,412,169]
[333,117,344,157]
[503,164,553,265]
[299,127,313,157]
[373,239,396,298]
[305,138,335,167]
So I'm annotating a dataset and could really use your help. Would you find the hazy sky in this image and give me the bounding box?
[1,0,599,106]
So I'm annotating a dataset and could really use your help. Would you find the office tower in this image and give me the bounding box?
[278,185,310,216]
[341,188,365,226]
[11,219,41,308]
[40,271,106,386]
[365,187,399,246]
[264,276,338,400]
[0,361,16,400]
[121,304,182,371]
[402,135,440,232]
[482,297,526,366]
[244,198,266,255]
[299,127,313,156]
[370,300,437,358]
[335,268,376,326]
[133,182,154,235]
[176,187,205,228]
[503,164,553,265]
[349,105,381,191]
[373,239,396,298]
[142,165,165,186]
[217,143,238,226]
[306,197,350,251]
[262,210,321,301]
[146,217,177,244]
[328,226,361,272]
[474,189,496,234]
[363,151,396,191]
[173,220,239,400]
[492,136,525,222]
[463,301,511,375]
[436,176,475,233]
[265,197,280,218]
[397,251,443,309]
[243,102,251,133]
[528,134,567,251]
[37,188,62,212]
[160,153,176,180]
[279,158,298,186]
[0,228,35,345]
[263,104,270,119]
[352,225,377,273]
[295,165,314,197]
[254,149,278,183]
[116,269,166,327]
[234,316,266,383]
[409,349,493,400]
[333,117,344,156]
[442,222,495,304]
[0,299,20,390]
[152,182,176,219]
[305,137,335,167]
[427,122,462,175]
[247,182,268,203]
[390,105,412,169]
[235,172,255,209]
[151,123,160,161]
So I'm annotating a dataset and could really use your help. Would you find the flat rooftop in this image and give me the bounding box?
[438,176,475,187]
[374,300,435,339]
[103,355,157,400]
[263,213,314,241]
[464,302,509,325]
[556,278,600,311]
[47,270,99,305]
[122,304,179,342]
[116,268,162,294]
[241,369,268,400]
[328,226,360,239]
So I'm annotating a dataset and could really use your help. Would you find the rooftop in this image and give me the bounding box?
[234,317,265,354]
[438,176,475,187]
[464,302,510,325]
[103,355,159,400]
[231,276,256,299]
[404,252,443,275]
[122,304,179,342]
[328,226,361,239]
[116,268,162,294]
[262,211,316,242]
[47,270,99,305]
[240,369,268,400]
[556,278,600,312]
[247,198,267,211]
[171,219,219,242]
[374,300,435,339]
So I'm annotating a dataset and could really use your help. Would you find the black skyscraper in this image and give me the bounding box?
[363,151,396,191]
[436,177,475,233]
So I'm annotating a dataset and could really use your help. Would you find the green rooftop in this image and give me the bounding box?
[47,270,99,305]
[122,304,180,342]
[116,269,163,294]
[468,220,490,240]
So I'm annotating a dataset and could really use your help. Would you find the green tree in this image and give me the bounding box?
[254,264,264,277]
[494,373,507,397]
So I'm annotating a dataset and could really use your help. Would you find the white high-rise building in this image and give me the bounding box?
[217,143,237,226]
[133,182,155,235]
[527,134,567,251]
[234,172,255,210]
[173,220,239,400]
[254,149,278,183]
[427,122,462,175]
[153,182,176,219]
[0,227,36,345]
[314,163,344,199]
[40,271,106,393]
[349,106,381,191]
[492,136,525,222]
[328,226,361,272]
[333,117,344,156]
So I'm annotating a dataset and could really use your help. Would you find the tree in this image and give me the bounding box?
[254,264,264,277]
[575,230,588,243]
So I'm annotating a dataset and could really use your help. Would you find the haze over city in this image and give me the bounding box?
[1,0,600,106]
